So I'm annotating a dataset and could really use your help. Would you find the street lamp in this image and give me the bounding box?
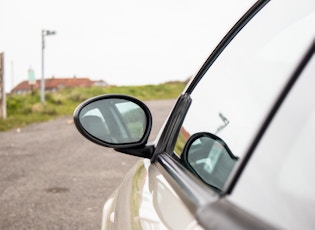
[41,29,56,104]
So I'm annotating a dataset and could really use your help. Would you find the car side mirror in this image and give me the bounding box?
[73,94,152,149]
[181,132,238,191]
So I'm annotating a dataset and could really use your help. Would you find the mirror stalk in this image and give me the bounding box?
[115,144,155,159]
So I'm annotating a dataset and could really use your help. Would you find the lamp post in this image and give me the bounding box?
[41,29,56,104]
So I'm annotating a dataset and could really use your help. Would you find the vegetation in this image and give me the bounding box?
[0,81,186,131]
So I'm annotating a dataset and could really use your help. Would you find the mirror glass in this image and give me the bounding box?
[79,98,147,144]
[185,133,238,191]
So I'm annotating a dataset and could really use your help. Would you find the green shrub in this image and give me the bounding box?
[0,82,186,131]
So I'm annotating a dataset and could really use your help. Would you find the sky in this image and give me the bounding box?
[0,0,254,92]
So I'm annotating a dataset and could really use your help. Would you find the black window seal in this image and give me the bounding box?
[156,152,219,214]
[185,0,270,94]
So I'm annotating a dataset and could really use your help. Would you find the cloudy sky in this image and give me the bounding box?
[0,0,254,92]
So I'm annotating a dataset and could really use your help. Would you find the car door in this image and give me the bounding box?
[74,0,314,229]
[158,0,314,229]
[229,41,315,229]
[103,0,314,228]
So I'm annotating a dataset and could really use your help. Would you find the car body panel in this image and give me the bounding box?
[101,159,203,230]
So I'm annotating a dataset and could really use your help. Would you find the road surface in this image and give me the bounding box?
[0,99,176,230]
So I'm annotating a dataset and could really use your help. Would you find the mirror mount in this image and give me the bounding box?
[115,143,155,159]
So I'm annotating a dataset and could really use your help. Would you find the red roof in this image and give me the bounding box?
[11,77,107,94]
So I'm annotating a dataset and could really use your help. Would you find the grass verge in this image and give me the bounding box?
[0,82,186,131]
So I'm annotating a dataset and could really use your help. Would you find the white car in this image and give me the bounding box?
[74,0,315,229]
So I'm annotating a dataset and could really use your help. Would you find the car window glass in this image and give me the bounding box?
[174,0,314,189]
[230,49,315,229]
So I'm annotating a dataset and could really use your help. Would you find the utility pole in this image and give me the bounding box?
[41,30,56,104]
[0,52,6,119]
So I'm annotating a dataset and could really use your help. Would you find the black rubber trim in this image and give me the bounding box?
[152,93,192,161]
[156,150,274,229]
[185,0,270,94]
[156,153,219,214]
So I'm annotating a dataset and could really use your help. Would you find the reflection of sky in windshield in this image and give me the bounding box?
[81,101,106,122]
[115,100,139,114]
[84,108,104,119]
[183,0,315,157]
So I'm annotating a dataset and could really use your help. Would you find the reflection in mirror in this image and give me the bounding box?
[182,132,238,191]
[79,98,147,144]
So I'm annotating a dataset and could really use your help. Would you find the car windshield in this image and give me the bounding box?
[176,0,314,159]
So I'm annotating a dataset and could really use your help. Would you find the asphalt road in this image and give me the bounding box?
[0,99,176,230]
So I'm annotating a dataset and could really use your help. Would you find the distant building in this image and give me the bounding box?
[11,77,108,95]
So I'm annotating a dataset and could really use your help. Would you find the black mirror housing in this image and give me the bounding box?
[73,94,153,150]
